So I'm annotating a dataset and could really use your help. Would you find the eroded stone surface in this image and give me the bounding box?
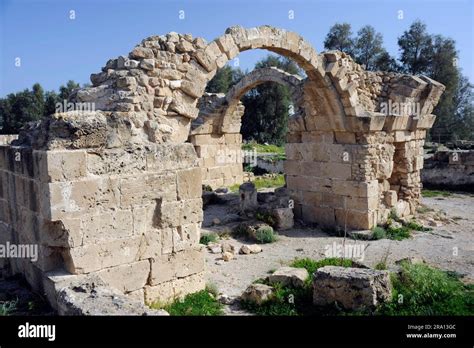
[312,266,392,310]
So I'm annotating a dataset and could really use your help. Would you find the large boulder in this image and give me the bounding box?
[313,266,392,310]
[268,266,308,288]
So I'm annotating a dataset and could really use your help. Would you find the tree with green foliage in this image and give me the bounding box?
[353,25,385,71]
[205,65,243,93]
[0,80,81,134]
[397,20,433,75]
[240,55,302,145]
[397,21,473,142]
[323,23,354,54]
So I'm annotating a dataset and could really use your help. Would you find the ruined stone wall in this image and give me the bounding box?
[190,93,244,189]
[1,121,205,307]
[0,26,445,311]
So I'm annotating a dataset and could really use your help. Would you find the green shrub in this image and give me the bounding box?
[255,211,276,226]
[379,262,474,316]
[199,232,218,245]
[254,226,277,243]
[152,290,224,316]
[386,226,411,240]
[374,262,387,270]
[372,226,387,240]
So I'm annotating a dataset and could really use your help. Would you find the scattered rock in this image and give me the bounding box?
[313,266,392,310]
[222,252,234,261]
[217,294,234,305]
[215,260,225,266]
[220,241,236,253]
[241,283,274,305]
[268,266,308,288]
[239,244,262,255]
[207,243,222,254]
[212,218,221,225]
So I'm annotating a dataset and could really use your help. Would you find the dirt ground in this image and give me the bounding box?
[203,192,474,305]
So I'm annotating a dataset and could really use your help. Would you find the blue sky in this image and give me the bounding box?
[0,0,473,96]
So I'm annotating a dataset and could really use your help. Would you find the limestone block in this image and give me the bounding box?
[384,190,397,207]
[130,47,154,59]
[268,266,309,288]
[120,172,177,207]
[272,208,294,230]
[80,210,134,244]
[64,236,143,274]
[313,266,392,310]
[149,247,204,285]
[301,205,335,227]
[177,168,202,200]
[335,209,376,230]
[215,34,239,59]
[93,260,150,293]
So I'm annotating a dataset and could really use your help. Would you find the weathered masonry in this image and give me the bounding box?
[0,26,444,309]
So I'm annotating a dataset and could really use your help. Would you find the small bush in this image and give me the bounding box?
[374,262,387,270]
[378,262,474,315]
[386,226,411,240]
[152,290,224,316]
[254,226,277,244]
[255,211,276,226]
[372,226,387,240]
[199,232,218,245]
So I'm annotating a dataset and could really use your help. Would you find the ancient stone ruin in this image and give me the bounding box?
[0,26,444,310]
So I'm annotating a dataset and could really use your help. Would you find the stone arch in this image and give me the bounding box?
[221,66,304,133]
[2,26,446,309]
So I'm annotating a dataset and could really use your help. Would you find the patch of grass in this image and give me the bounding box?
[416,205,434,214]
[199,232,218,245]
[374,262,387,270]
[253,174,285,190]
[229,174,285,192]
[242,142,285,154]
[152,290,224,316]
[378,262,474,315]
[422,189,452,198]
[254,226,278,244]
[0,299,18,316]
[290,257,354,281]
[404,220,431,232]
[386,226,411,241]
